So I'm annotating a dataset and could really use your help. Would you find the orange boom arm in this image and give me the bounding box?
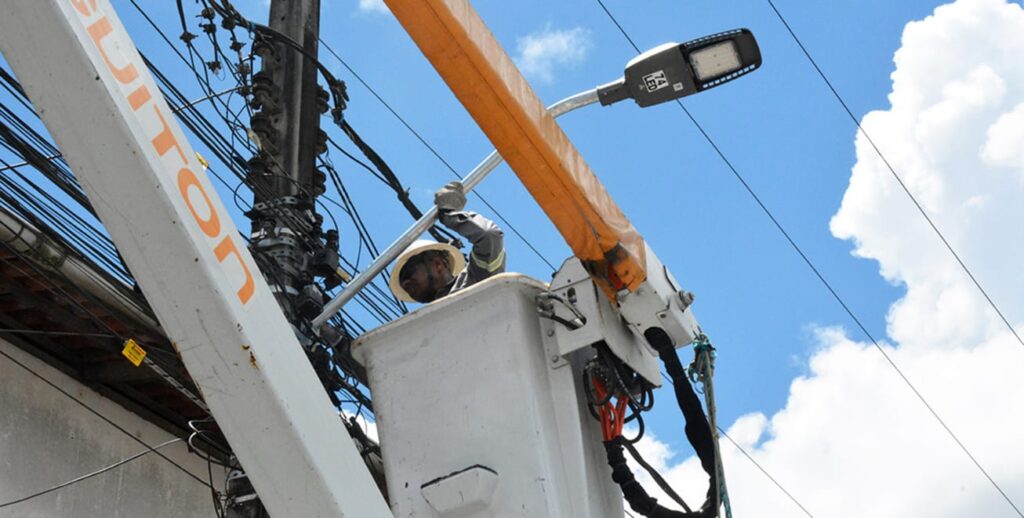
[384,0,647,295]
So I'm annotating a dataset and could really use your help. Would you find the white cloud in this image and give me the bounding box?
[514,26,591,83]
[357,0,388,15]
[640,1,1024,516]
[982,102,1024,172]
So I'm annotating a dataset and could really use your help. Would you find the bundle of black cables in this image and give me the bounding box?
[602,327,720,518]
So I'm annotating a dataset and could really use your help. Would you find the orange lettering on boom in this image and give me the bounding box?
[71,0,98,17]
[74,3,257,307]
[214,236,255,305]
[87,18,138,85]
[149,106,187,165]
[177,168,221,238]
[127,85,151,111]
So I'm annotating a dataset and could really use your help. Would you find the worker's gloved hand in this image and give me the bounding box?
[434,181,466,213]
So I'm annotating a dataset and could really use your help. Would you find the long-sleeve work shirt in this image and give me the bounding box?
[440,210,505,296]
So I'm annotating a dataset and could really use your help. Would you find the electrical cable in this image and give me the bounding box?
[0,178,127,309]
[11,0,380,431]
[715,426,814,518]
[324,160,410,314]
[338,120,449,243]
[0,102,91,209]
[624,350,817,518]
[584,351,697,514]
[172,86,245,114]
[0,329,116,339]
[147,75,330,261]
[191,0,349,121]
[0,438,184,509]
[594,4,1022,516]
[0,67,33,111]
[0,160,30,173]
[0,209,209,411]
[134,1,423,331]
[644,328,719,516]
[187,419,234,471]
[655,370,818,518]
[0,97,130,282]
[325,135,388,184]
[765,0,1024,357]
[622,438,691,512]
[3,2,377,442]
[318,40,559,272]
[149,1,418,330]
[144,35,342,268]
[0,169,120,272]
[0,345,210,488]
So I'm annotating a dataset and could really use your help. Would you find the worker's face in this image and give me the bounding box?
[399,254,451,303]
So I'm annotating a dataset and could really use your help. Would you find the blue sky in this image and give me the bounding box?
[114,0,1017,495]
[285,0,929,442]
[253,2,1024,514]
[6,0,1024,515]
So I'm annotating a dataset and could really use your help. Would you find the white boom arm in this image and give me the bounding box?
[0,1,391,516]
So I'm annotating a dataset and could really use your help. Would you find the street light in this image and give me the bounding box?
[313,29,762,330]
[597,29,761,107]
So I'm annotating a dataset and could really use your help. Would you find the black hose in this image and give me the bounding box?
[636,327,719,517]
[622,438,690,511]
[606,436,707,517]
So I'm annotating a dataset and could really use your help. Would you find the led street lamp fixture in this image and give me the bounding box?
[598,29,761,108]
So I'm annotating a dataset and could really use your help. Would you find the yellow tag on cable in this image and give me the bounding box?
[194,152,209,170]
[121,338,147,367]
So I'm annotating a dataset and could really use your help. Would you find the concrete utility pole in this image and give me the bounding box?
[230,1,335,516]
[248,0,339,322]
[254,0,321,194]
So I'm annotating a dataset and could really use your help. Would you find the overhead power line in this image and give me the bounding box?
[654,369,814,517]
[717,427,814,518]
[128,0,408,318]
[594,2,1022,516]
[762,2,1023,514]
[764,0,1024,355]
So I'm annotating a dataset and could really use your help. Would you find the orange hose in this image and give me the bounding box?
[593,377,631,441]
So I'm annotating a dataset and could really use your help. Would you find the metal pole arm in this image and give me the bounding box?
[312,88,599,330]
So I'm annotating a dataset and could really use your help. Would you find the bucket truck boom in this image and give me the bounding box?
[0,1,390,516]
[381,0,760,375]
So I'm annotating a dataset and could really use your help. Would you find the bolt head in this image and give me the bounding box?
[678,290,695,307]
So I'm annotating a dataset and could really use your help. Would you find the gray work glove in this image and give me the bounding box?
[434,181,467,213]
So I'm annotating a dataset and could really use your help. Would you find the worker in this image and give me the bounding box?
[389,181,505,303]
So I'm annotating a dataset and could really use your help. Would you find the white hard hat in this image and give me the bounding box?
[389,239,465,302]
